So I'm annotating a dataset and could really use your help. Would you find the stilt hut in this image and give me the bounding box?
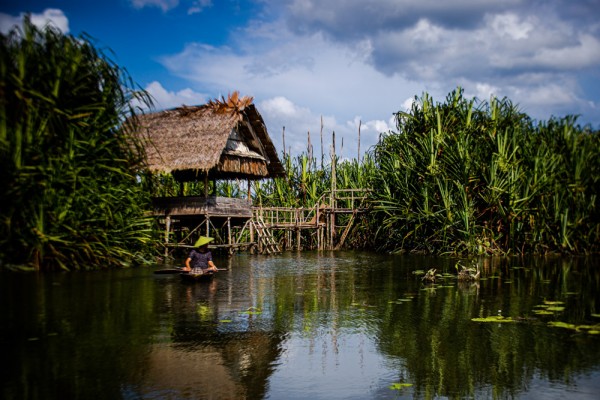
[129,92,284,255]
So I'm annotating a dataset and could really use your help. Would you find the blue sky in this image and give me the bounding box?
[2,0,600,160]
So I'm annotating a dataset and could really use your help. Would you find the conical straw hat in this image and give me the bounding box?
[194,236,214,247]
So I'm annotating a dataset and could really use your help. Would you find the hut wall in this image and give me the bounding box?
[219,154,269,176]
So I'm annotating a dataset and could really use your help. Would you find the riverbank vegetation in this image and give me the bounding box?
[369,90,599,255]
[0,19,156,271]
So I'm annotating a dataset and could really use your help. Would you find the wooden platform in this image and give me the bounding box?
[153,189,370,255]
[152,196,252,217]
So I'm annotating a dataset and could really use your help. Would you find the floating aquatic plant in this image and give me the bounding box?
[548,321,600,335]
[532,300,566,316]
[471,316,517,323]
[544,300,564,305]
[389,298,414,304]
[389,382,413,391]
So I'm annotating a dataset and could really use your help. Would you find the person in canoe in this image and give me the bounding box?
[184,236,218,275]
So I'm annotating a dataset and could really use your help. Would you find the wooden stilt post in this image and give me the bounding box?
[227,217,232,254]
[204,173,208,198]
[316,203,321,250]
[250,220,255,252]
[165,216,171,257]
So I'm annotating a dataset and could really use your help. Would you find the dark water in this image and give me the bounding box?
[2,251,600,399]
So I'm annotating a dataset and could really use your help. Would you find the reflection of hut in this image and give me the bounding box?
[130,92,284,254]
[141,331,282,399]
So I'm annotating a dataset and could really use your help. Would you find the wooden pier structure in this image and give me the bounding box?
[154,188,370,256]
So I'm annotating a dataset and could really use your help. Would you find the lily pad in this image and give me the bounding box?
[389,382,413,391]
[548,321,577,330]
[546,321,600,334]
[471,316,517,323]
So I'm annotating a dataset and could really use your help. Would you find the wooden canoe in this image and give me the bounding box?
[179,271,215,282]
[153,268,185,274]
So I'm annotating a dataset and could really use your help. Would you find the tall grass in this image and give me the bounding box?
[0,18,157,270]
[368,89,599,255]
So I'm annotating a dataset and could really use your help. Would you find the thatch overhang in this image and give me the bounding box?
[129,96,284,182]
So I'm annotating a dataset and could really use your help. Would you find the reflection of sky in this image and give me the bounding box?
[268,328,600,400]
[268,331,405,400]
[518,371,600,400]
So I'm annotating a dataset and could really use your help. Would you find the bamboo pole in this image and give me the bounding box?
[358,119,361,162]
[282,126,286,158]
[320,116,324,169]
[330,131,336,250]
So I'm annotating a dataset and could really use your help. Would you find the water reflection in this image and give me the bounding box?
[1,252,599,399]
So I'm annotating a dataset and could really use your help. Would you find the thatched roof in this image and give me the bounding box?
[129,93,284,181]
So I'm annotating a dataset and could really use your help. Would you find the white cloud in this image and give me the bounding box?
[489,13,534,40]
[519,84,577,106]
[401,97,416,113]
[0,8,69,34]
[142,81,207,111]
[188,0,213,15]
[532,34,600,69]
[473,83,501,101]
[261,96,310,119]
[130,0,179,12]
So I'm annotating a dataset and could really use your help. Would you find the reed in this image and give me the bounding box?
[368,88,599,255]
[0,18,157,270]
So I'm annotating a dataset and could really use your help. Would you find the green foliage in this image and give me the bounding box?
[0,18,157,270]
[368,88,599,255]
